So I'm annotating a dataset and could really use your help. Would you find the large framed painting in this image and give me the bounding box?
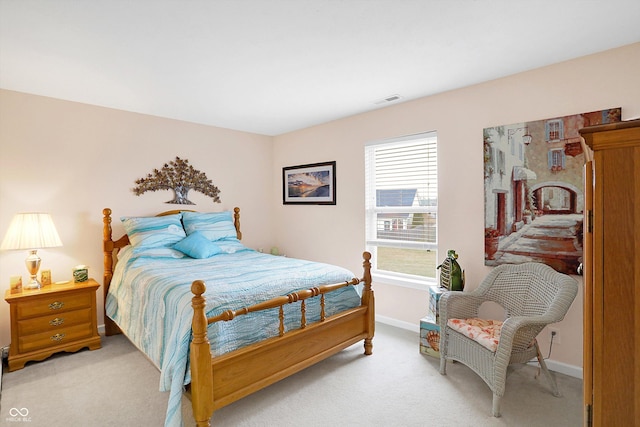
[483,108,621,274]
[283,161,336,205]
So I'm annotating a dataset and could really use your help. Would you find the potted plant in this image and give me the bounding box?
[485,227,500,260]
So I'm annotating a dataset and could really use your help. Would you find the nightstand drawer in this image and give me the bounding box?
[16,292,92,319]
[17,308,93,336]
[18,323,94,353]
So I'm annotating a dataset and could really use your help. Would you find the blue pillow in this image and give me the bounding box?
[181,211,237,241]
[173,231,222,259]
[121,214,186,249]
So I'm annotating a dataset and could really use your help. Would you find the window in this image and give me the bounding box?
[365,132,437,288]
[548,148,566,171]
[546,119,564,142]
[496,149,505,176]
[518,142,523,161]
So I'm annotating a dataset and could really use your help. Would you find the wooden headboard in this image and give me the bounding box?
[101,207,241,335]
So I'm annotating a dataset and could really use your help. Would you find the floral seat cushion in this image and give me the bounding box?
[447,318,503,352]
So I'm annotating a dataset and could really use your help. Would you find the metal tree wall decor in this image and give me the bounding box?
[132,157,221,205]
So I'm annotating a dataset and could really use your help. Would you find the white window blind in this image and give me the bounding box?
[365,132,438,282]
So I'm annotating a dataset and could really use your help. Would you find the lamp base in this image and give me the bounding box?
[24,277,42,290]
[25,250,42,290]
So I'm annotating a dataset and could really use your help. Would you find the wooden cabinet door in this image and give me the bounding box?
[581,120,640,427]
[591,141,639,427]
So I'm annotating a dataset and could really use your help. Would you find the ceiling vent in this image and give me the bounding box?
[374,94,403,105]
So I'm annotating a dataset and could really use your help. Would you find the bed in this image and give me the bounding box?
[102,207,374,427]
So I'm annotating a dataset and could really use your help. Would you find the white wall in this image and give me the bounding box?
[0,90,275,348]
[272,42,640,369]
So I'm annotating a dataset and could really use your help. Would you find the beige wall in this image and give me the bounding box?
[0,90,275,348]
[1,43,639,372]
[272,42,640,371]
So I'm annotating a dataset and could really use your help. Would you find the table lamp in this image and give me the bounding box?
[1,213,63,289]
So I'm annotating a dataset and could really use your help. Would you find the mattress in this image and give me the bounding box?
[105,242,361,427]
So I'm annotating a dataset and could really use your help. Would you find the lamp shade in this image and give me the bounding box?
[0,213,63,250]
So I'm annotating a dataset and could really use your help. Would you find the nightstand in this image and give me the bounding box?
[4,278,102,371]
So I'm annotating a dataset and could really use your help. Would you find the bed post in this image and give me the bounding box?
[191,280,214,427]
[233,207,242,240]
[103,208,113,288]
[102,208,120,336]
[361,251,375,355]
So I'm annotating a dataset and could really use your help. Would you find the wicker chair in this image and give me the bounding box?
[438,262,578,417]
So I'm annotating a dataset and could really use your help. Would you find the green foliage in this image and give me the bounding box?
[483,129,495,179]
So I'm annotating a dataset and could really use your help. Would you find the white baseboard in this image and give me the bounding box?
[375,314,583,379]
[376,314,420,333]
[543,359,583,379]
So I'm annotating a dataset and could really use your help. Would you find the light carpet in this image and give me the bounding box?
[0,323,582,426]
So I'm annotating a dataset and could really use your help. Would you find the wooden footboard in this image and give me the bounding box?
[189,252,374,427]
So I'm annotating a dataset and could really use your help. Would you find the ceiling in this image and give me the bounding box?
[2,1,639,136]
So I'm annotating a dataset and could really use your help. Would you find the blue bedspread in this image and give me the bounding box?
[105,244,361,427]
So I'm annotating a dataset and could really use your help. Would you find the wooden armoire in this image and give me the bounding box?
[579,119,640,427]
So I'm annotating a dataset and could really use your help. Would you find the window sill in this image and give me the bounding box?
[371,271,437,291]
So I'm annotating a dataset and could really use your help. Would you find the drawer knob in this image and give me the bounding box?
[49,301,64,310]
[50,333,65,342]
[49,317,64,326]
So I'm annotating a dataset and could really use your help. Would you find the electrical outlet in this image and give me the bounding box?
[549,328,561,345]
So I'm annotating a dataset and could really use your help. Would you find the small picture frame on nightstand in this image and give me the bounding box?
[10,275,22,294]
[41,270,52,286]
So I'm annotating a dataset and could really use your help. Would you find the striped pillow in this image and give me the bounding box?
[181,211,237,241]
[121,214,186,249]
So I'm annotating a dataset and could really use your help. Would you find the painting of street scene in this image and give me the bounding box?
[483,108,621,274]
[283,161,336,205]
